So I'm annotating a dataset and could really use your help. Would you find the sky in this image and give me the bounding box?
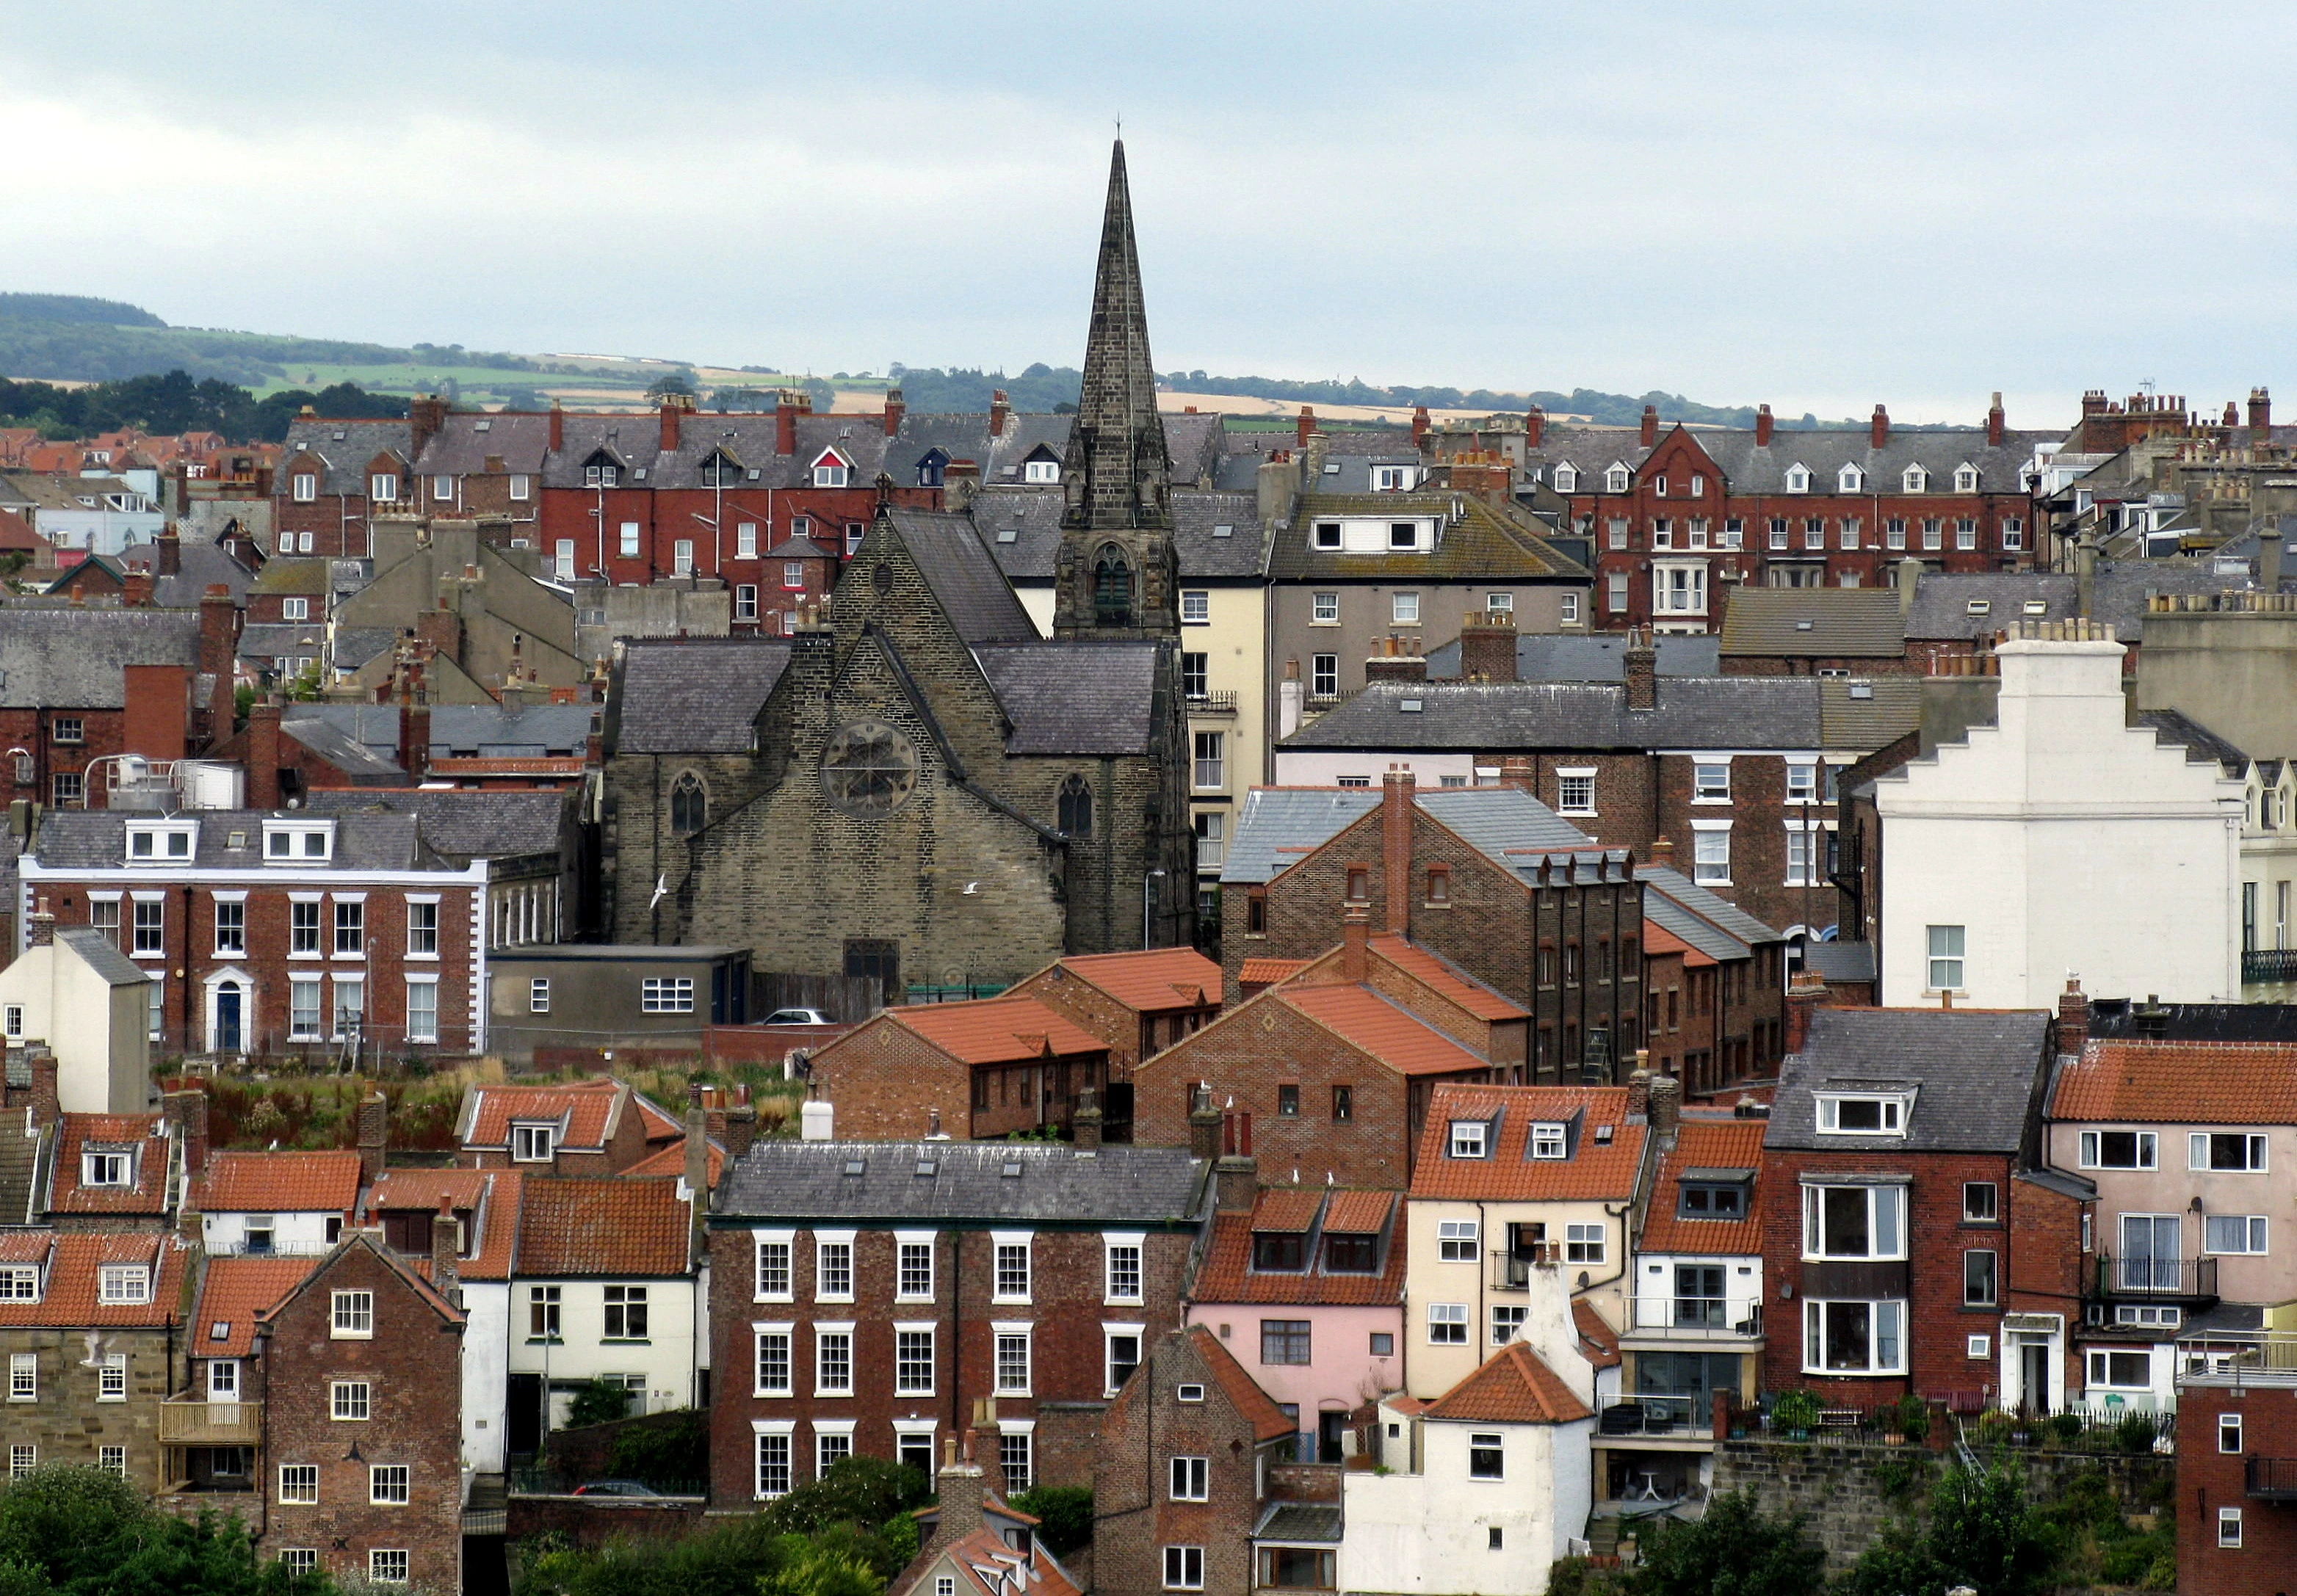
[8,1,2297,425]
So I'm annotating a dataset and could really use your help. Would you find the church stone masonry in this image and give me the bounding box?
[603,142,1195,994]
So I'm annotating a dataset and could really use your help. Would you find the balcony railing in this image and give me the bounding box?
[2091,1253,2218,1302]
[1186,691,1239,715]
[2246,1457,2297,1500]
[2244,948,2297,984]
[1596,1397,1704,1438]
[159,1398,261,1445]
[1629,1296,1764,1339]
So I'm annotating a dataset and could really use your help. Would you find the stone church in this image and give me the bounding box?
[601,142,1196,999]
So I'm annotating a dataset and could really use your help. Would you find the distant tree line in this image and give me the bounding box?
[0,371,408,444]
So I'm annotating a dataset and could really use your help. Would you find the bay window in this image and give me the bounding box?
[1802,1298,1904,1374]
[1801,1182,1906,1259]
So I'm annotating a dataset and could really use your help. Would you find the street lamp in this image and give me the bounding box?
[1144,869,1167,950]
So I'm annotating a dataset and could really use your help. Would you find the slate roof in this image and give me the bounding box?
[888,508,1038,643]
[27,810,441,874]
[192,1255,321,1357]
[1414,786,1598,868]
[1766,1006,2052,1153]
[2088,1001,2297,1042]
[302,788,568,861]
[1522,422,2053,498]
[1635,1120,1766,1255]
[1269,492,1587,582]
[611,637,791,754]
[120,536,259,608]
[238,623,330,666]
[410,412,552,476]
[1419,1339,1593,1426]
[516,1175,692,1277]
[1718,587,1907,658]
[970,487,1063,579]
[195,1150,363,1214]
[0,609,200,708]
[1819,675,1925,752]
[249,557,333,595]
[1173,491,1268,578]
[1191,1189,1406,1307]
[2050,1037,2297,1123]
[1218,785,1594,887]
[1641,920,1715,968]
[1424,632,1721,682]
[281,418,414,496]
[1801,940,1877,984]
[0,1233,189,1328]
[52,927,148,987]
[1409,1086,1646,1201]
[1638,866,1784,949]
[713,1140,1207,1225]
[2135,708,2249,772]
[1281,678,1822,753]
[1904,572,2077,639]
[1053,948,1223,1012]
[879,997,1108,1064]
[973,642,1157,755]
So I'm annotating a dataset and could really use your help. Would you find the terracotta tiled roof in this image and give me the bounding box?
[1251,1189,1323,1232]
[2050,1037,2297,1123]
[256,1233,464,1329]
[1190,1191,1406,1307]
[1408,1086,1646,1201]
[1574,1299,1622,1370]
[1635,1119,1765,1255]
[884,998,1107,1065]
[1056,948,1223,1012]
[462,1078,627,1151]
[1238,957,1309,987]
[1323,1189,1392,1234]
[514,1176,691,1277]
[1640,921,1715,968]
[926,1528,1083,1596]
[1421,1339,1593,1425]
[1276,985,1490,1078]
[626,1136,723,1183]
[0,1233,188,1327]
[0,1235,51,1263]
[1368,936,1529,1021]
[50,1114,172,1215]
[629,1094,686,1142]
[367,1169,521,1282]
[193,1255,320,1357]
[1185,1323,1297,1442]
[195,1150,363,1214]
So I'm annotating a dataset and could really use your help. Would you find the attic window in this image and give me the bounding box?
[1177,1383,1205,1403]
[1400,698,1424,714]
[1323,463,1342,476]
[1966,599,1991,615]
[1794,619,1814,631]
[82,1151,133,1186]
[996,524,1019,545]
[511,1123,554,1162]
[842,1158,867,1177]
[1553,464,1578,492]
[209,1321,231,1341]
[474,419,492,432]
[1002,1161,1024,1178]
[331,430,347,442]
[1594,1124,1615,1144]
[1785,465,1810,493]
[914,1161,938,1178]
[227,832,247,849]
[1212,523,1234,538]
[1679,1180,1748,1219]
[1449,1121,1489,1159]
[1817,1093,1907,1136]
[1530,1122,1567,1159]
[262,821,333,862]
[2022,600,2048,615]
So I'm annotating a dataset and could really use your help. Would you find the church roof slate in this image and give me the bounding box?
[888,508,1038,643]
[612,637,791,754]
[972,642,1159,755]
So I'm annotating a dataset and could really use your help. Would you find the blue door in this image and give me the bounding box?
[216,985,242,1053]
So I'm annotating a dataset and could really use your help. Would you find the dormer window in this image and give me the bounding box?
[1389,522,1420,551]
[1251,1233,1305,1272]
[1449,1120,1488,1158]
[1816,1093,1908,1136]
[582,454,621,489]
[511,1122,556,1163]
[1529,1122,1567,1159]
[82,1150,133,1187]
[1323,1233,1378,1273]
[1903,465,1928,493]
[1967,599,1991,616]
[1552,464,1577,492]
[811,450,851,489]
[263,821,333,863]
[1371,465,1417,492]
[915,450,948,489]
[1022,449,1061,485]
[1604,464,1631,493]
[1838,464,1863,492]
[701,451,743,487]
[0,1267,38,1302]
[1679,1179,1748,1219]
[1954,465,1979,493]
[1784,464,1810,493]
[97,1265,150,1305]
[126,823,197,865]
[2022,599,2048,616]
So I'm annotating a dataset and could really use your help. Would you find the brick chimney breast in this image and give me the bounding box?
[1381,766,1415,935]
[1640,405,1658,448]
[1754,405,1773,447]
[1870,405,1889,449]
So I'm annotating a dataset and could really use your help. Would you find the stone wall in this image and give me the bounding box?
[1712,1437,2174,1567]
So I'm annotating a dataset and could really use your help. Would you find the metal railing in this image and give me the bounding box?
[2091,1253,2218,1300]
[2246,1457,2297,1499]
[159,1398,261,1444]
[1629,1296,1762,1338]
[2243,948,2297,984]
[1597,1397,1704,1438]
[1491,1250,1530,1291]
[1185,691,1239,714]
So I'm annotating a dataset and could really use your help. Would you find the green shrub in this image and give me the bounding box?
[564,1378,631,1429]
[2115,1412,2160,1454]
[606,1411,709,1489]
[1891,1393,1930,1443]
[1008,1487,1093,1556]
[1769,1390,1820,1433]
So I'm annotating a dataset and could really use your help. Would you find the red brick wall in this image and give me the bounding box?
[1092,1333,1267,1596]
[705,1222,1195,1503]
[2177,1383,2297,1595]
[259,1241,463,1592]
[0,708,126,810]
[811,1020,1108,1141]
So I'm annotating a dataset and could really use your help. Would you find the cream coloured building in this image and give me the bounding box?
[0,922,153,1112]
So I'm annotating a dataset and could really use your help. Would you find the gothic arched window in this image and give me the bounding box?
[1092,546,1134,627]
[1059,775,1093,838]
[670,772,707,836]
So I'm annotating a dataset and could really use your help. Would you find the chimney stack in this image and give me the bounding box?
[1986,391,2006,447]
[1499,755,1535,792]
[162,1088,210,1176]
[26,896,54,948]
[989,389,1010,437]
[548,399,564,452]
[775,390,806,456]
[1073,1087,1102,1152]
[1649,835,1674,869]
[1524,405,1544,448]
[1410,406,1430,451]
[1382,766,1414,935]
[356,1089,389,1183]
[924,1434,988,1557]
[1646,1070,1682,1141]
[408,396,447,460]
[1296,407,1315,449]
[659,401,682,453]
[28,1050,57,1131]
[1784,971,1828,1056]
[1457,609,1519,682]
[2057,976,2089,1057]
[1897,554,1924,615]
[1215,1144,1257,1213]
[1188,1087,1221,1161]
[1625,1059,1652,1119]
[432,1200,460,1296]
[1342,904,1371,983]
[1363,636,1428,684]
[1870,405,1889,449]
[882,387,905,438]
[2251,386,2273,446]
[1754,404,1773,447]
[1623,627,1657,710]
[155,523,181,576]
[1640,405,1658,448]
[197,585,237,741]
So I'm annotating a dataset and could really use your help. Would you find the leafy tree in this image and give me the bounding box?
[1007,1487,1092,1556]
[755,1538,877,1596]
[1836,1461,2057,1596]
[0,1465,325,1596]
[756,1457,927,1539]
[1629,1489,1824,1596]
[564,1377,632,1428]
[604,1410,708,1490]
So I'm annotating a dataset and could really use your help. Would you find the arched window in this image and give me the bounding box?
[670,772,707,836]
[1059,775,1093,838]
[1092,547,1134,627]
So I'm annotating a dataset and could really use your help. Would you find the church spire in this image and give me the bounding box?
[1063,139,1171,534]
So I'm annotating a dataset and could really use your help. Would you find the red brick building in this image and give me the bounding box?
[808,997,1113,1142]
[1637,866,1791,1096]
[2176,1362,2297,1595]
[455,1078,684,1173]
[1757,1006,2091,1412]
[706,1138,1212,1503]
[20,808,488,1058]
[1519,403,2044,633]
[277,414,418,558]
[1001,947,1224,1079]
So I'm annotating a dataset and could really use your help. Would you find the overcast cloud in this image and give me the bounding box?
[6,1,2294,424]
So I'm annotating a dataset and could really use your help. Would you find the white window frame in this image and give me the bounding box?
[1815,1093,1907,1136]
[1169,1454,1209,1501]
[1180,590,1209,625]
[751,1323,794,1398]
[894,1322,936,1396]
[2220,1506,2243,1548]
[895,1233,936,1303]
[2077,1130,2157,1170]
[1448,1120,1488,1158]
[405,977,439,1045]
[1392,591,1420,625]
[753,1423,795,1499]
[815,1233,856,1302]
[815,1420,857,1481]
[1565,1222,1605,1264]
[1311,591,1339,624]
[1104,1233,1146,1305]
[1428,1302,1469,1345]
[813,1322,856,1396]
[992,1231,1033,1304]
[331,1379,371,1421]
[1801,1297,1906,1374]
[2191,1132,2268,1172]
[369,1464,410,1505]
[993,1323,1033,1396]
[1925,924,1965,992]
[754,1230,795,1302]
[1555,769,1595,816]
[2203,1214,2269,1255]
[1691,821,1732,887]
[1801,1181,1908,1260]
[1530,1121,1567,1159]
[370,1550,409,1585]
[330,1289,374,1338]
[278,1464,318,1504]
[1438,1219,1480,1262]
[97,1265,150,1305]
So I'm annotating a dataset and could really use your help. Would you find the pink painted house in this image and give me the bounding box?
[1184,1185,1407,1462]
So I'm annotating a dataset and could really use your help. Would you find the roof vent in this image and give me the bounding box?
[1212,523,1234,538]
[474,419,492,432]
[1001,1161,1024,1178]
[2022,599,2048,615]
[1849,682,1874,700]
[842,1158,866,1177]
[1400,698,1424,714]
[1794,619,1815,631]
[914,1160,937,1178]
[1966,598,1991,614]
